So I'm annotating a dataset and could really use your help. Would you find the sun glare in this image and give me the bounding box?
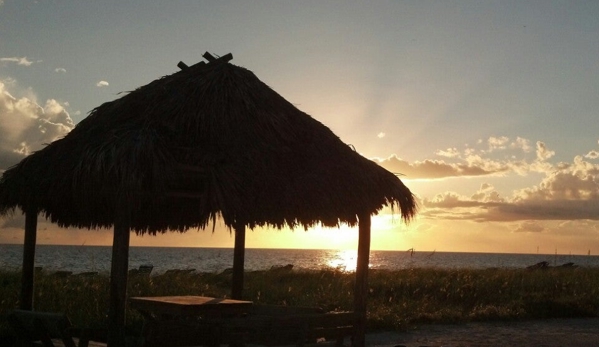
[326,249,358,271]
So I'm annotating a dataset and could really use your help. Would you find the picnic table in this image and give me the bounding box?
[130,296,252,347]
[130,296,356,347]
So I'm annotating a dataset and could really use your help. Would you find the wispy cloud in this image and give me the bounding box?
[487,136,510,152]
[55,67,66,73]
[373,154,509,179]
[511,137,532,152]
[375,136,560,180]
[377,132,385,139]
[96,80,109,87]
[513,221,545,233]
[1,77,16,86]
[435,148,460,158]
[1,57,34,66]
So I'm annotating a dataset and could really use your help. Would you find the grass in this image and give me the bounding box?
[1,267,598,339]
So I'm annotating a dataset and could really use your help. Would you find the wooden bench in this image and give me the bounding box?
[7,310,107,347]
[222,306,358,346]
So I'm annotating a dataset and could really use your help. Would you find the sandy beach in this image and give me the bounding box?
[364,318,599,347]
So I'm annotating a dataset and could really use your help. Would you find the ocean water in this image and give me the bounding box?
[1,244,598,274]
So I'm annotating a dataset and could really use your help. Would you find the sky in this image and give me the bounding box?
[1,0,599,255]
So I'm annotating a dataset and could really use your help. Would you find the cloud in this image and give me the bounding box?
[422,195,599,222]
[2,77,16,86]
[420,154,599,222]
[377,132,385,139]
[392,136,556,179]
[1,213,26,229]
[96,80,109,87]
[424,192,483,209]
[1,57,34,66]
[55,68,67,73]
[513,221,545,233]
[377,136,598,225]
[510,137,532,152]
[492,200,599,221]
[487,136,509,151]
[0,82,74,171]
[585,150,599,159]
[470,183,504,203]
[374,154,510,179]
[514,155,599,201]
[435,148,460,158]
[536,141,555,161]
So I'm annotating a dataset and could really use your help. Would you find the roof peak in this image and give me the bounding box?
[177,51,233,71]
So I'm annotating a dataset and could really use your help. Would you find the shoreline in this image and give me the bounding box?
[3,244,599,274]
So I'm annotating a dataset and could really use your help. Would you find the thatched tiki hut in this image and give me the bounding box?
[0,52,416,346]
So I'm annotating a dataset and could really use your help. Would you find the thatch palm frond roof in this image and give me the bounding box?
[0,54,416,234]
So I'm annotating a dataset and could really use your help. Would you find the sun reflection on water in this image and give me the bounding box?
[325,249,359,272]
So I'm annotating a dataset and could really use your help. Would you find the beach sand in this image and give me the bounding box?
[364,318,599,347]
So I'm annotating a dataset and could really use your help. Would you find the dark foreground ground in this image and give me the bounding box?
[364,318,599,347]
[1,318,598,347]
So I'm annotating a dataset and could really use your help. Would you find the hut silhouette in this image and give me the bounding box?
[0,52,416,346]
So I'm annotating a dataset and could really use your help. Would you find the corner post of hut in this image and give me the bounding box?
[107,204,131,347]
[20,207,38,310]
[232,220,246,299]
[354,211,371,347]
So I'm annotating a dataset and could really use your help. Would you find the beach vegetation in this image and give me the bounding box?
[1,267,598,339]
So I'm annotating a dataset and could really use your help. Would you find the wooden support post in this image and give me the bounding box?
[107,210,131,347]
[231,222,246,300]
[20,208,37,310]
[353,212,371,347]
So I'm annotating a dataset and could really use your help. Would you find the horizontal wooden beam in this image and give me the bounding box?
[203,52,233,64]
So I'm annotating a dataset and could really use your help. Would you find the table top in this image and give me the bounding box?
[130,295,252,317]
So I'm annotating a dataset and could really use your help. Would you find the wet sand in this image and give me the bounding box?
[365,318,599,347]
